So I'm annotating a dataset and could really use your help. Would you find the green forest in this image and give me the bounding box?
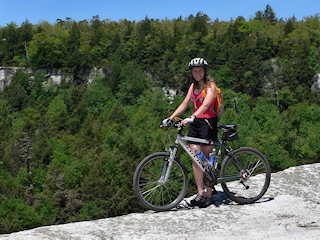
[0,5,320,233]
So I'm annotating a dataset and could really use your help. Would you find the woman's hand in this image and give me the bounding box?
[162,118,172,126]
[182,117,194,126]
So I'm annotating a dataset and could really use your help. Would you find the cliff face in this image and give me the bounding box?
[312,73,320,91]
[1,163,319,240]
[0,67,24,91]
[1,66,320,94]
[0,67,105,91]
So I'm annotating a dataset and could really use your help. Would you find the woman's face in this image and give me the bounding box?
[192,66,205,82]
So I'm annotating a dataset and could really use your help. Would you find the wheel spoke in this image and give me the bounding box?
[133,153,188,211]
[248,160,263,175]
[141,184,160,195]
[139,180,159,187]
[221,148,271,204]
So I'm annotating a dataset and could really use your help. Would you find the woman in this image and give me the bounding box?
[163,57,218,208]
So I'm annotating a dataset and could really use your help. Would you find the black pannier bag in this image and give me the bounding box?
[222,129,239,141]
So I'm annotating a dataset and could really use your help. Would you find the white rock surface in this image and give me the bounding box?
[1,163,320,240]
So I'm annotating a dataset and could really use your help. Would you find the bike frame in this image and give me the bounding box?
[163,127,242,184]
[134,123,271,210]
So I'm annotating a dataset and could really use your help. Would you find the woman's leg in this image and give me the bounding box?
[191,144,215,196]
[191,144,205,196]
[200,145,214,198]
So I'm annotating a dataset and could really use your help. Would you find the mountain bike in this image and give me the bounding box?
[133,117,271,211]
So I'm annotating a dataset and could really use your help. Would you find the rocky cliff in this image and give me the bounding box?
[0,67,105,91]
[0,163,319,240]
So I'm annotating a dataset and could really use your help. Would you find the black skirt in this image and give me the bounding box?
[187,117,218,145]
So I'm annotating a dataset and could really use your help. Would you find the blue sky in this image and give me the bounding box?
[1,0,319,27]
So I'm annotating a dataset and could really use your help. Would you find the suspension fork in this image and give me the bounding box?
[162,133,207,182]
[162,134,180,182]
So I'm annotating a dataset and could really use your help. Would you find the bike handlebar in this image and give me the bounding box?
[161,117,238,131]
[160,117,184,128]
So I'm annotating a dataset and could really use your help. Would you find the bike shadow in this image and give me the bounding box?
[174,191,274,210]
[213,191,233,206]
[213,191,274,207]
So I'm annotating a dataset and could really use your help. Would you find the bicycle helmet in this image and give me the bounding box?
[188,58,208,69]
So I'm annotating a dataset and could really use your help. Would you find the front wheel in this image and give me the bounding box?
[133,152,188,211]
[220,147,271,204]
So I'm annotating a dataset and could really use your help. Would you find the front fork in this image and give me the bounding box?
[161,144,178,183]
[161,133,203,183]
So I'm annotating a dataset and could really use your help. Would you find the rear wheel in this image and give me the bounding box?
[133,152,188,211]
[220,147,271,204]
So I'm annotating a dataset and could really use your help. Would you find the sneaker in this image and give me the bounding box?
[190,193,204,207]
[199,197,215,208]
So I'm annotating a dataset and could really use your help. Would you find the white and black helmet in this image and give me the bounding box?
[188,57,208,69]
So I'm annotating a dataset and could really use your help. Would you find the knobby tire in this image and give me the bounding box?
[133,152,188,211]
[220,147,271,204]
